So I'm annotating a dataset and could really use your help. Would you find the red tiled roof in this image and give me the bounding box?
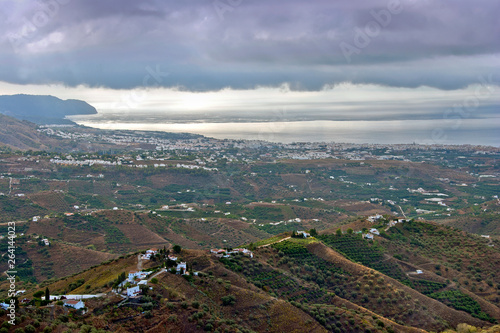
[64,300,80,305]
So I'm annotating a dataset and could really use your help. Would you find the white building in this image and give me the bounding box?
[369,228,380,235]
[176,262,187,274]
[127,286,141,297]
[367,214,383,222]
[141,248,158,260]
[63,299,85,310]
[128,271,150,282]
[229,248,254,258]
[296,230,310,238]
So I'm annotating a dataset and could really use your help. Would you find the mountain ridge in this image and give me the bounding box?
[0,94,97,124]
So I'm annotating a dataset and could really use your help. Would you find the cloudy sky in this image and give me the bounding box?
[0,0,499,127]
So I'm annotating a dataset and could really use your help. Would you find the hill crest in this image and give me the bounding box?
[0,94,97,124]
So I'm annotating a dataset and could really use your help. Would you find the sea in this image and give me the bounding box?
[68,114,500,147]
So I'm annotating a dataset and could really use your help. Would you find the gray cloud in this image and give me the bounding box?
[0,0,499,91]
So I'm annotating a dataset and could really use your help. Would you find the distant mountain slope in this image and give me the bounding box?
[0,94,97,124]
[0,113,59,150]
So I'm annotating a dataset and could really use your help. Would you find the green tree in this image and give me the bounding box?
[45,288,50,302]
[173,245,182,254]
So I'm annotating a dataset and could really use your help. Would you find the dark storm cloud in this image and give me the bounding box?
[0,0,499,91]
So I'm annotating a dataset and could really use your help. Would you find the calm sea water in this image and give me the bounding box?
[69,115,500,147]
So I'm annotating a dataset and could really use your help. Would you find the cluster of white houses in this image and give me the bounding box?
[140,248,158,260]
[367,214,384,222]
[125,248,196,297]
[124,271,151,297]
[363,216,409,239]
[363,228,380,240]
[210,248,254,258]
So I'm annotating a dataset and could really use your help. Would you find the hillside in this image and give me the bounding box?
[0,94,97,124]
[2,234,498,333]
[0,114,61,150]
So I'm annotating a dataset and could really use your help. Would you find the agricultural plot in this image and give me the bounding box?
[383,221,500,300]
[222,241,440,329]
[411,280,447,295]
[62,214,130,245]
[429,290,496,323]
[0,238,36,283]
[272,240,347,277]
[18,178,50,193]
[220,255,331,305]
[299,303,396,333]
[29,191,72,212]
[0,178,9,193]
[318,233,411,285]
[0,195,47,222]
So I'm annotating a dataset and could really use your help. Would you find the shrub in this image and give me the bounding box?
[221,295,236,306]
[143,302,154,311]
[25,326,36,333]
[33,291,44,298]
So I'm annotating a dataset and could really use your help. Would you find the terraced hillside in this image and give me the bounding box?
[2,235,498,333]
